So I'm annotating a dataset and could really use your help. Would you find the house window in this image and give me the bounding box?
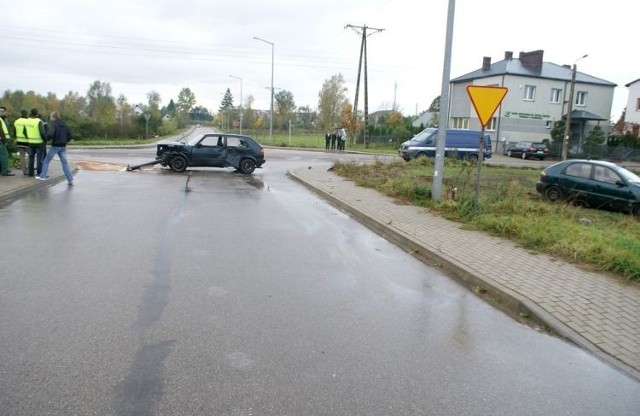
[575,91,587,106]
[550,88,561,103]
[636,98,640,111]
[486,117,497,131]
[451,117,469,129]
[546,120,553,129]
[524,85,536,101]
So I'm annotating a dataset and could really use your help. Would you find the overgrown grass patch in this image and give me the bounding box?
[332,159,640,282]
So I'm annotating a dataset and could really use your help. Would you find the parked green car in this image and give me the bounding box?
[536,159,640,215]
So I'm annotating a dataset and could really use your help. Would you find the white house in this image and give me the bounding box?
[449,50,616,153]
[623,79,640,127]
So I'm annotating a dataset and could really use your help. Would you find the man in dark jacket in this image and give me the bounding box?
[37,111,73,185]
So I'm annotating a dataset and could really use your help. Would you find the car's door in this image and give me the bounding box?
[191,135,226,167]
[560,162,593,202]
[590,165,635,211]
[224,136,253,166]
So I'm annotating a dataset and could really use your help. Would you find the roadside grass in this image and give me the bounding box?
[332,157,640,282]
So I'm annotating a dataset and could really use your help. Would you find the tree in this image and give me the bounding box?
[243,95,256,129]
[177,88,196,113]
[428,96,441,112]
[297,105,316,131]
[147,90,161,110]
[86,80,116,125]
[219,88,234,112]
[317,73,348,131]
[177,88,196,127]
[585,125,606,153]
[274,89,296,129]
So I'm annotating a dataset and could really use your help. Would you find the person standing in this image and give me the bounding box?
[325,132,331,151]
[339,127,347,151]
[0,106,15,176]
[38,111,73,184]
[24,108,46,177]
[330,131,337,150]
[13,109,30,175]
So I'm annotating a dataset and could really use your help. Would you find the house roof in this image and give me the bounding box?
[625,78,640,87]
[568,109,607,121]
[451,58,617,87]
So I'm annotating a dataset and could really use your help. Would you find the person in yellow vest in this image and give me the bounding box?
[0,106,15,176]
[24,108,46,177]
[13,109,30,175]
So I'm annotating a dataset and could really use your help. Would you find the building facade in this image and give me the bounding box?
[449,50,616,153]
[623,79,640,127]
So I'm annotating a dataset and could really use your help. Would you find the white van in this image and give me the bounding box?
[398,128,492,162]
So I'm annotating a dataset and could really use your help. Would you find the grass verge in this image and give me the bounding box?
[332,157,640,282]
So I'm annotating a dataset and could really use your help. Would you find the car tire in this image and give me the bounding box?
[507,150,512,157]
[544,186,563,202]
[169,155,188,172]
[521,152,527,160]
[632,204,640,217]
[239,158,256,174]
[466,154,478,163]
[415,152,427,159]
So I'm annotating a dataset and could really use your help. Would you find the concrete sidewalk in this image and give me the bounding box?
[290,164,640,382]
[0,162,74,205]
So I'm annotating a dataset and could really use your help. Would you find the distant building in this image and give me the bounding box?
[412,111,436,129]
[621,78,640,133]
[449,50,616,153]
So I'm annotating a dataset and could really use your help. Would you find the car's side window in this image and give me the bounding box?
[227,137,242,148]
[593,166,621,184]
[565,163,592,179]
[201,136,218,147]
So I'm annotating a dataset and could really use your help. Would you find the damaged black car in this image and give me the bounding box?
[156,133,265,174]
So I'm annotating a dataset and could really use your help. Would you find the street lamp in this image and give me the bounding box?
[229,75,243,134]
[253,36,274,144]
[561,54,588,160]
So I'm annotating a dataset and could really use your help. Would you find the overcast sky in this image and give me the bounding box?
[1,0,637,121]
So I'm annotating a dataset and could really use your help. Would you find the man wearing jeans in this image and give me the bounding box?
[37,112,73,185]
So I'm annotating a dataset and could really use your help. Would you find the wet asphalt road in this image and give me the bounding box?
[0,145,638,415]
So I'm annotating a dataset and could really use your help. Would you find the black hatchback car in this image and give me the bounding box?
[506,141,549,160]
[156,133,265,174]
[536,159,640,215]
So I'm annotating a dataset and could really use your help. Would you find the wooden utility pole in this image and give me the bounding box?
[345,24,384,148]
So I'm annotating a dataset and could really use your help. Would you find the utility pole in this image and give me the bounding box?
[345,24,384,148]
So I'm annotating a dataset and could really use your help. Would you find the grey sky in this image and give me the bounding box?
[1,0,636,121]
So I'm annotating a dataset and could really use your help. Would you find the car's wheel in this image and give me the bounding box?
[632,204,640,217]
[544,186,564,202]
[466,154,478,163]
[538,156,545,161]
[521,152,527,160]
[239,158,256,174]
[415,152,428,159]
[507,150,512,157]
[169,155,188,172]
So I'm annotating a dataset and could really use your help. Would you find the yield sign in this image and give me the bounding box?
[466,85,508,127]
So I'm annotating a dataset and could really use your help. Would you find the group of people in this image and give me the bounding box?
[0,106,74,185]
[325,128,347,151]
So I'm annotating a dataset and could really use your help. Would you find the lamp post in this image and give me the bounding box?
[561,54,588,160]
[253,36,274,144]
[229,75,243,134]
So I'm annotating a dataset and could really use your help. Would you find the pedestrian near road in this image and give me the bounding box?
[38,111,73,185]
[330,131,337,150]
[24,108,46,177]
[0,106,15,176]
[338,127,347,151]
[13,109,30,175]
[325,132,331,151]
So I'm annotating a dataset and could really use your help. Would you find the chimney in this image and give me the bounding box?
[482,56,491,71]
[518,50,544,70]
[505,51,513,60]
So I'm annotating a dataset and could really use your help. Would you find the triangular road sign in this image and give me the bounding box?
[466,86,508,127]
